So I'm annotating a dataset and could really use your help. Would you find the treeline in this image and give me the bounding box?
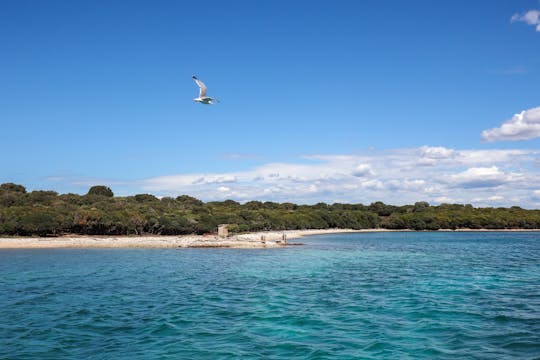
[1,183,540,236]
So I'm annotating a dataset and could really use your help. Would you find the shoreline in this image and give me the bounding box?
[0,228,539,249]
[0,229,359,249]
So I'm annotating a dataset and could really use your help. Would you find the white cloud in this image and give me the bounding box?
[512,10,540,31]
[358,179,384,190]
[419,146,456,159]
[481,106,540,142]
[435,196,458,204]
[142,148,536,205]
[352,164,374,177]
[470,195,506,206]
[54,146,540,208]
[416,146,456,166]
[458,149,532,164]
[447,166,521,188]
[386,179,426,191]
[194,175,237,184]
[532,190,540,202]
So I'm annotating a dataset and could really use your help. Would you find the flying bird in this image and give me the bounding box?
[192,75,219,105]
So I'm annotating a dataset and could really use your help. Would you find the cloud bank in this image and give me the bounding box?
[511,10,540,32]
[481,107,540,142]
[52,146,534,208]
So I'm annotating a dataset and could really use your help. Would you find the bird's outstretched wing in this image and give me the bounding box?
[192,75,207,97]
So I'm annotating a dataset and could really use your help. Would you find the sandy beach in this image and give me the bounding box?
[1,228,539,249]
[0,229,368,249]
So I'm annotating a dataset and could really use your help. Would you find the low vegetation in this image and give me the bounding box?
[1,183,539,236]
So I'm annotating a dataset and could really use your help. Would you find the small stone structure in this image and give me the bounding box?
[217,224,229,238]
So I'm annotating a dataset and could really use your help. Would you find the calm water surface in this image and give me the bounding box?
[1,232,539,359]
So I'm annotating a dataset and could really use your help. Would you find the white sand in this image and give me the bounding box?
[1,228,538,249]
[0,229,365,249]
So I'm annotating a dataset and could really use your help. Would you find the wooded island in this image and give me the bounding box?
[1,183,539,236]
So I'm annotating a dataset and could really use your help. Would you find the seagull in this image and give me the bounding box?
[192,75,219,105]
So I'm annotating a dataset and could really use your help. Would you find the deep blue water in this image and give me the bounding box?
[1,232,539,359]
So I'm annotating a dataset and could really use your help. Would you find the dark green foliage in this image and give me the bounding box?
[0,192,23,207]
[0,183,27,207]
[134,194,159,203]
[368,201,396,216]
[413,201,430,212]
[87,185,114,197]
[2,182,540,236]
[27,191,58,205]
[19,210,63,236]
[0,183,26,193]
[176,195,204,209]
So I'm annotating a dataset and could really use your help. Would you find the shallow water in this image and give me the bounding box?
[1,232,539,359]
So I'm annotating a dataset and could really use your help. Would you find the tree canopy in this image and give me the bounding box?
[87,186,114,197]
[1,183,540,236]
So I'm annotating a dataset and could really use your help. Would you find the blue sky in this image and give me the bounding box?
[1,0,540,206]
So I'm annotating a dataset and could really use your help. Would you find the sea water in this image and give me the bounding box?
[0,232,539,359]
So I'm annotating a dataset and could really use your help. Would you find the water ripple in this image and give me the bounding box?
[0,232,539,359]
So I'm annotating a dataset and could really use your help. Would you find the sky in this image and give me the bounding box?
[1,0,540,207]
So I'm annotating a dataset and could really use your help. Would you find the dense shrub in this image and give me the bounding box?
[1,183,540,236]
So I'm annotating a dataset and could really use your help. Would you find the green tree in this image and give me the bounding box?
[176,195,204,209]
[413,201,430,212]
[87,186,114,197]
[19,210,62,236]
[0,183,27,193]
[134,194,159,203]
[27,191,58,205]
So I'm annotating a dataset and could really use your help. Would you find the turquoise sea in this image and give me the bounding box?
[1,232,539,359]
